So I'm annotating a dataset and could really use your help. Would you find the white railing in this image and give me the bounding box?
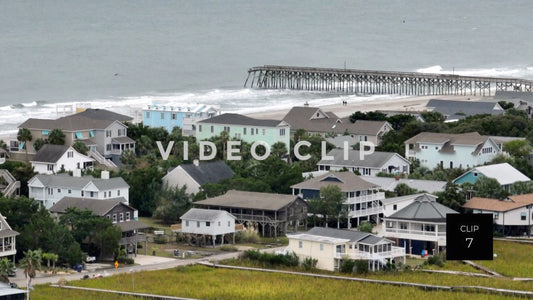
[349,206,383,218]
[89,150,117,168]
[345,192,385,204]
[2,181,20,197]
[385,228,444,238]
[334,246,405,260]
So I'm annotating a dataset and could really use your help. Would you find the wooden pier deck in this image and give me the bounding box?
[245,65,533,96]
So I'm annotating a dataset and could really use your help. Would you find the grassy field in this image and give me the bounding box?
[32,265,524,300]
[473,240,533,278]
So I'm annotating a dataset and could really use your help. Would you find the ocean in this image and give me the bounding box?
[1,0,533,136]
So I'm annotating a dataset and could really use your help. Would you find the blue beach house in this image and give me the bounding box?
[143,103,220,136]
[453,162,531,191]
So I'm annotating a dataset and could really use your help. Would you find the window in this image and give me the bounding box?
[67,151,73,158]
[243,128,247,135]
[106,215,110,220]
[146,112,150,118]
[106,130,111,137]
[424,224,435,232]
[235,133,241,139]
[493,212,499,220]
[106,144,111,151]
[256,128,258,134]
[104,191,107,198]
[90,191,94,197]
[228,221,230,227]
[171,113,176,120]
[68,189,71,194]
[218,221,221,226]
[89,130,95,137]
[206,221,210,227]
[125,212,130,221]
[521,212,527,221]
[42,130,49,135]
[119,213,124,222]
[77,162,80,169]
[75,132,83,139]
[47,164,54,171]
[393,204,397,211]
[199,125,202,132]
[112,214,117,223]
[320,243,324,251]
[197,221,200,227]
[185,220,189,227]
[161,113,165,119]
[280,128,286,136]
[57,188,61,193]
[47,188,53,195]
[400,222,408,230]
[81,191,84,197]
[224,126,230,132]
[298,241,303,248]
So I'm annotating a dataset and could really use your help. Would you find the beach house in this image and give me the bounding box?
[0,212,18,261]
[291,172,385,227]
[382,194,458,255]
[424,99,504,122]
[453,163,531,191]
[28,170,130,209]
[195,113,291,150]
[404,132,501,169]
[317,148,410,176]
[142,103,220,136]
[287,227,405,271]
[15,108,135,166]
[162,160,234,194]
[30,144,95,174]
[173,208,237,247]
[463,194,533,237]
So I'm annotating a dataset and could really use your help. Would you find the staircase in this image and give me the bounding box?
[88,150,118,169]
[0,169,20,197]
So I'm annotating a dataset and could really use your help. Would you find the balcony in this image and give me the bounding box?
[345,192,385,205]
[334,246,405,260]
[348,206,383,218]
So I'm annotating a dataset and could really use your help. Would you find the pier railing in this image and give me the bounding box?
[245,65,533,96]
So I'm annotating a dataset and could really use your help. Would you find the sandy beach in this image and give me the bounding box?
[246,95,486,120]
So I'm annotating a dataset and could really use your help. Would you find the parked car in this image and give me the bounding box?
[86,256,96,263]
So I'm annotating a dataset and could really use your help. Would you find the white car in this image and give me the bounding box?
[86,256,96,263]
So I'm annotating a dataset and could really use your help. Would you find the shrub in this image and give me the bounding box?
[235,230,260,243]
[340,259,356,273]
[425,253,445,267]
[354,260,369,274]
[117,256,134,265]
[242,249,299,267]
[154,235,167,244]
[219,245,238,252]
[301,257,318,271]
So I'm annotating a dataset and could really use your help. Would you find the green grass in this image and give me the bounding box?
[473,240,533,278]
[32,285,138,300]
[32,265,523,300]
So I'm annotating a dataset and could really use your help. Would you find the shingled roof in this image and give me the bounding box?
[180,208,235,221]
[19,108,131,131]
[464,193,533,212]
[31,173,129,190]
[49,197,129,215]
[302,227,392,245]
[318,148,409,168]
[194,190,305,211]
[404,132,490,146]
[179,161,234,186]
[197,113,284,127]
[291,172,377,192]
[426,99,503,120]
[386,194,458,222]
[31,144,71,163]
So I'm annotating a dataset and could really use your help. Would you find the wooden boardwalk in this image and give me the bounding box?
[245,65,533,96]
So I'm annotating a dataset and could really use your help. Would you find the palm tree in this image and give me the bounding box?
[17,128,33,160]
[48,129,65,145]
[0,258,15,283]
[20,249,42,287]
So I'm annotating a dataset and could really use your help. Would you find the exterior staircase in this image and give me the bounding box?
[88,150,118,169]
[0,169,20,197]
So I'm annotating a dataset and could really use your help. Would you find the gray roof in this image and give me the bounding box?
[306,227,389,245]
[404,132,490,147]
[179,161,234,186]
[318,148,408,169]
[115,219,149,232]
[31,144,70,163]
[426,99,503,120]
[19,108,131,131]
[381,193,435,205]
[291,172,377,192]
[386,194,458,222]
[0,229,19,239]
[494,91,533,101]
[31,173,129,190]
[49,197,130,216]
[112,136,135,144]
[195,190,306,211]
[282,107,390,135]
[363,177,447,193]
[180,208,235,221]
[198,113,284,127]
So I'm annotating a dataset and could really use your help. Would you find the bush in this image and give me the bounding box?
[425,253,445,267]
[154,235,167,244]
[301,257,318,271]
[235,230,260,243]
[354,260,369,274]
[242,249,299,267]
[340,259,356,273]
[117,256,134,265]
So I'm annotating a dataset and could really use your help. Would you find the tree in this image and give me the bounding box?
[293,129,308,142]
[42,252,59,269]
[17,128,32,160]
[510,181,533,195]
[271,142,288,158]
[153,185,192,224]
[357,221,373,233]
[33,138,47,152]
[48,129,65,145]
[503,140,532,158]
[72,141,88,155]
[0,140,7,151]
[0,258,15,283]
[393,183,418,196]
[20,249,42,287]
[311,185,346,228]
[420,111,446,123]
[473,176,509,199]
[120,149,137,168]
[435,182,467,210]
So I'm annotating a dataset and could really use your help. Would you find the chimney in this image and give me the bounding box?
[73,169,82,177]
[101,170,110,180]
[193,159,199,167]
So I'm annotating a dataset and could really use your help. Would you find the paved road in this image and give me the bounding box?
[11,247,285,288]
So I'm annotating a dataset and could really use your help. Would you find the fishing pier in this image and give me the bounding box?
[245,65,533,96]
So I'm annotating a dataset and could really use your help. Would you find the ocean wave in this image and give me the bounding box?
[416,65,533,80]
